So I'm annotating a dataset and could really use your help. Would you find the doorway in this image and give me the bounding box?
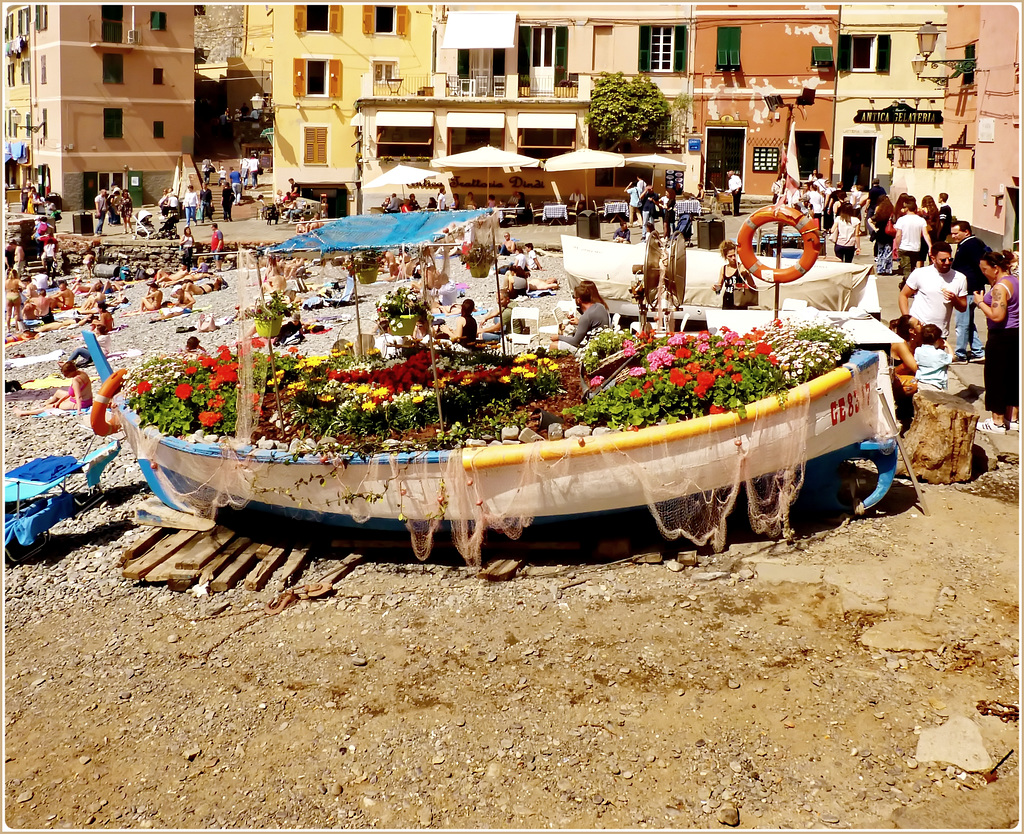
[530,26,554,92]
[795,131,822,179]
[840,136,875,189]
[705,127,744,191]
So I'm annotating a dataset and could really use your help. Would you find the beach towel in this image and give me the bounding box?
[107,349,143,361]
[31,408,80,418]
[22,374,98,390]
[527,290,556,298]
[4,349,63,369]
[4,332,38,345]
[4,388,51,403]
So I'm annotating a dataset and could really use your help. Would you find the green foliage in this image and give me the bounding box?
[245,291,297,323]
[585,72,672,150]
[577,328,631,376]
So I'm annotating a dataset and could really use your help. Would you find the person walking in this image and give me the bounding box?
[949,220,990,362]
[221,184,235,222]
[625,178,642,227]
[892,196,931,286]
[937,192,953,242]
[830,203,861,263]
[199,183,213,223]
[727,170,743,216]
[179,226,195,271]
[182,183,199,228]
[94,189,108,234]
[866,196,896,275]
[209,223,224,265]
[973,249,1019,434]
[229,167,243,203]
[898,241,967,339]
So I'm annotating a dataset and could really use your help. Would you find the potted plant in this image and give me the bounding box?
[354,249,382,284]
[463,245,495,279]
[518,73,531,97]
[376,286,429,336]
[248,290,297,338]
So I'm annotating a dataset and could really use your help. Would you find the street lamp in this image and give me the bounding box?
[913,21,976,87]
[916,21,940,58]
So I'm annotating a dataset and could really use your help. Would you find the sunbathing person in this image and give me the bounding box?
[14,360,93,416]
[437,299,479,346]
[140,281,164,311]
[169,281,198,309]
[77,290,105,314]
[54,280,76,310]
[92,300,115,333]
[22,292,61,325]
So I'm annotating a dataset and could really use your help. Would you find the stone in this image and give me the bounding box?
[592,427,614,436]
[16,790,33,803]
[859,619,943,652]
[900,388,978,483]
[736,568,754,580]
[518,427,543,443]
[464,439,487,447]
[716,805,739,826]
[564,425,592,438]
[501,426,521,441]
[692,571,729,582]
[915,715,993,772]
[666,560,684,573]
[547,423,564,440]
[183,745,201,761]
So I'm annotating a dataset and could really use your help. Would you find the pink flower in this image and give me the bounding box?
[621,340,637,357]
[590,375,605,387]
[667,333,688,346]
[645,346,675,371]
[695,341,710,353]
[628,366,646,377]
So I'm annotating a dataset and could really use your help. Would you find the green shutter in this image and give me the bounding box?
[517,25,531,77]
[554,25,567,77]
[729,28,740,67]
[812,45,833,66]
[638,25,651,73]
[961,43,975,83]
[457,49,469,78]
[875,34,891,73]
[673,25,687,72]
[837,34,852,71]
[717,27,740,69]
[716,27,729,68]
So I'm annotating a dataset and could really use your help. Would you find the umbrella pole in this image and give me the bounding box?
[774,222,783,318]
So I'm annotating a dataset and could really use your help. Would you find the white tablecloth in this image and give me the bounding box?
[543,203,568,221]
[603,201,628,218]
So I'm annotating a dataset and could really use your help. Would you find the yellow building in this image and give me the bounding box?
[272,4,432,216]
[4,4,37,192]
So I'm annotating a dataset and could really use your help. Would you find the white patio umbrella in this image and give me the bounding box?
[544,149,625,207]
[626,154,685,192]
[431,145,541,354]
[362,163,441,191]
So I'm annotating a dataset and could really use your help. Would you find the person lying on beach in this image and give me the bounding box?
[169,282,198,309]
[155,267,191,287]
[183,336,207,355]
[14,360,93,416]
[140,281,163,311]
[150,306,190,323]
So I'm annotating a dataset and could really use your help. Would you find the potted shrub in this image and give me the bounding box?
[376,286,429,336]
[248,291,297,338]
[463,245,495,279]
[518,74,531,97]
[354,249,382,284]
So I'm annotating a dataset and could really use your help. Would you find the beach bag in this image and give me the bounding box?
[198,313,218,332]
[732,283,759,308]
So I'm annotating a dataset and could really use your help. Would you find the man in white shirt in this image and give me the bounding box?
[892,196,930,284]
[93,189,107,234]
[436,186,447,212]
[182,184,200,227]
[897,241,967,339]
[727,171,743,216]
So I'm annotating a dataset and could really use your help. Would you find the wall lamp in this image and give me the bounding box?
[912,20,976,87]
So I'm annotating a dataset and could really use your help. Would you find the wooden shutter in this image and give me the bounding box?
[875,34,891,73]
[362,5,373,34]
[293,58,305,98]
[554,25,568,74]
[673,25,687,72]
[728,28,740,68]
[457,49,469,78]
[837,34,852,71]
[638,25,651,72]
[517,25,531,77]
[294,5,306,32]
[328,59,341,97]
[328,5,341,33]
[396,5,409,37]
[716,27,729,69]
[304,126,327,164]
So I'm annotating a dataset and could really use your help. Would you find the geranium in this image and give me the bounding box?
[135,380,153,395]
[198,411,222,427]
[175,383,193,400]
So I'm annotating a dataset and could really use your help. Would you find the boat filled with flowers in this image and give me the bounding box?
[88,312,896,564]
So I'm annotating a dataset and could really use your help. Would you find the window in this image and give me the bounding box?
[374,6,394,34]
[517,127,574,160]
[837,34,890,73]
[293,58,341,97]
[20,60,30,85]
[103,108,123,138]
[153,120,164,138]
[716,27,741,71]
[4,13,12,40]
[17,7,30,35]
[153,67,164,84]
[376,125,432,158]
[373,61,398,82]
[960,44,976,85]
[362,5,408,36]
[751,146,780,173]
[39,54,45,83]
[101,5,123,42]
[35,4,47,30]
[449,127,501,155]
[6,64,14,88]
[102,53,123,84]
[639,24,686,73]
[150,11,166,30]
[306,5,329,31]
[303,126,327,164]
[41,108,46,139]
[811,46,833,67]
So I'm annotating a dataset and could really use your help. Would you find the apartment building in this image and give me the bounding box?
[3,4,38,191]
[28,4,195,210]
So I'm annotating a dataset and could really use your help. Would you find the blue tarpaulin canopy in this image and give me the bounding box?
[265,209,489,257]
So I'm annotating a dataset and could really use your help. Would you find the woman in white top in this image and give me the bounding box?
[830,203,861,263]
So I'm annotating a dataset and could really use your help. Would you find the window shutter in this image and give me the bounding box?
[328,59,341,97]
[716,27,728,68]
[362,5,373,34]
[396,6,409,37]
[294,5,306,32]
[638,25,651,73]
[875,34,891,73]
[837,34,852,71]
[304,127,315,163]
[304,126,327,164]
[457,49,469,78]
[961,44,975,84]
[554,25,568,73]
[293,58,305,98]
[517,25,531,77]
[673,25,687,72]
[329,5,341,33]
[729,28,740,67]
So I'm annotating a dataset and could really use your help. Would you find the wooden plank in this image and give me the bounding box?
[477,558,524,582]
[135,497,216,531]
[119,527,167,566]
[210,541,262,593]
[122,530,198,581]
[244,544,289,591]
[198,537,252,586]
[319,551,365,585]
[174,526,237,570]
[277,543,311,588]
[167,568,200,593]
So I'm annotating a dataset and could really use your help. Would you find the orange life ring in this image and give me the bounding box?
[735,205,821,284]
[90,369,126,437]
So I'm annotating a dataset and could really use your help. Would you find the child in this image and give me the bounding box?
[914,324,952,391]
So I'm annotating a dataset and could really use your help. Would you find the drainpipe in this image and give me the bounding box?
[829,4,840,182]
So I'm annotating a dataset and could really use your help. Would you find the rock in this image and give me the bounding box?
[666,560,684,573]
[692,571,729,582]
[167,634,179,644]
[736,568,754,580]
[820,812,840,824]
[901,388,978,483]
[915,715,993,772]
[547,423,564,440]
[859,619,943,652]
[330,783,342,797]
[592,427,614,436]
[79,756,92,765]
[464,439,487,447]
[16,790,33,803]
[501,426,520,441]
[518,427,543,443]
[564,425,592,438]
[183,745,201,761]
[351,656,368,667]
[716,805,739,826]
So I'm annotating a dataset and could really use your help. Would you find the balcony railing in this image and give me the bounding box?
[368,74,434,97]
[360,72,583,100]
[89,18,132,45]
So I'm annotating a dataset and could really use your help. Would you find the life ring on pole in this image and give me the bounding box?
[90,369,126,437]
[735,205,821,284]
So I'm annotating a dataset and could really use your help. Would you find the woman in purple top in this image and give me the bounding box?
[974,249,1019,433]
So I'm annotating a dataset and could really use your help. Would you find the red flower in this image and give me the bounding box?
[755,342,772,356]
[674,347,692,360]
[252,337,266,348]
[198,411,222,427]
[697,371,715,388]
[200,355,217,368]
[135,380,153,395]
[630,389,642,399]
[669,368,688,387]
[174,383,193,400]
[643,379,654,390]
[731,373,744,383]
[723,348,734,359]
[209,395,225,409]
[709,405,727,414]
[769,354,779,365]
[287,346,299,353]
[183,366,199,376]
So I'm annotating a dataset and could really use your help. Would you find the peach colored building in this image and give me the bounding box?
[690,4,840,196]
[29,4,195,211]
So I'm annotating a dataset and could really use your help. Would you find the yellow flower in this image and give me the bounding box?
[361,401,376,411]
[510,366,526,375]
[460,377,474,386]
[356,384,371,395]
[410,384,423,391]
[318,394,335,402]
[500,375,511,383]
[373,386,390,398]
[523,371,536,379]
[412,395,424,404]
[516,353,537,363]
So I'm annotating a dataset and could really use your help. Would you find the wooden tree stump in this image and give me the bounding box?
[899,388,978,484]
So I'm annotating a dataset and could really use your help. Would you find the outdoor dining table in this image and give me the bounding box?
[542,203,569,224]
[603,201,629,220]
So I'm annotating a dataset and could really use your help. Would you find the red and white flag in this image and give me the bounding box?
[776,122,801,206]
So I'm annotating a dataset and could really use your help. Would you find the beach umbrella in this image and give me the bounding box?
[544,149,625,206]
[626,153,684,191]
[362,164,441,191]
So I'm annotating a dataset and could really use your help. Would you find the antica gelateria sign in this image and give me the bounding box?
[854,102,943,125]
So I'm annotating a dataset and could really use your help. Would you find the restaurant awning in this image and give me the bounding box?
[441,12,516,50]
[375,110,434,128]
[446,112,505,129]
[517,112,577,130]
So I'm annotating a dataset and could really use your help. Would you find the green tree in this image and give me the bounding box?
[585,72,671,151]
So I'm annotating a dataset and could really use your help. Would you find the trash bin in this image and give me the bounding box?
[697,217,725,250]
[72,211,94,236]
[46,193,63,211]
[576,209,600,240]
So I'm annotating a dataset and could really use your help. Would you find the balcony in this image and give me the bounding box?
[360,72,586,100]
[897,145,965,169]
[88,18,135,49]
